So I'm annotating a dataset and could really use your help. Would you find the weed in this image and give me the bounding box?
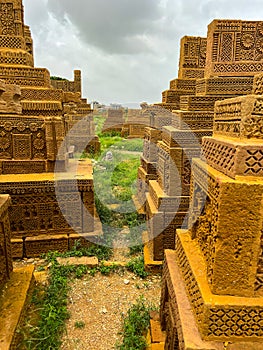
[21,264,72,349]
[116,296,152,350]
[94,115,106,134]
[35,265,45,272]
[99,262,120,275]
[80,150,89,159]
[129,244,143,256]
[44,241,113,263]
[74,265,89,279]
[118,138,143,152]
[126,256,148,279]
[99,130,122,138]
[74,321,85,329]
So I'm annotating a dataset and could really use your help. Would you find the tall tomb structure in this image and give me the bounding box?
[136,37,207,214]
[160,70,263,349]
[144,20,261,261]
[0,0,101,258]
[157,36,207,111]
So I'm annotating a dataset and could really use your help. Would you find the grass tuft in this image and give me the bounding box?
[116,296,152,350]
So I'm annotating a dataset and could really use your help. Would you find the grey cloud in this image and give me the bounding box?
[47,0,165,54]
[23,0,263,105]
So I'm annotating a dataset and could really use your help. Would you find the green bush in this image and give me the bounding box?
[126,256,148,279]
[116,296,151,350]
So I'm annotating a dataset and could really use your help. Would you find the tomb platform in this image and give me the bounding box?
[0,159,102,258]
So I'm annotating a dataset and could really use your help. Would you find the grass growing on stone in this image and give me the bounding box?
[45,241,113,262]
[116,296,152,350]
[19,263,72,350]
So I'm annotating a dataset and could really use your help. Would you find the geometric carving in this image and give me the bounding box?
[245,150,263,175]
[158,35,207,111]
[159,17,263,350]
[202,133,263,179]
[175,231,263,340]
[255,233,263,293]
[13,133,31,159]
[0,0,101,258]
[205,20,263,77]
[214,95,263,139]
[196,76,254,96]
[178,36,207,80]
[0,3,15,36]
[221,33,233,61]
[253,72,263,94]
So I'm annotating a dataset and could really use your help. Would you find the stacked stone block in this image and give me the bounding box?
[0,0,101,257]
[0,195,12,287]
[121,108,150,138]
[144,20,263,261]
[155,36,207,111]
[102,108,124,133]
[160,79,263,349]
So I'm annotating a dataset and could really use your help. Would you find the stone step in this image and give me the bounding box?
[0,265,35,349]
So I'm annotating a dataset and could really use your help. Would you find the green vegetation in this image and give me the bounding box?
[74,321,85,329]
[126,256,148,279]
[94,149,146,251]
[93,114,106,134]
[18,128,149,348]
[45,241,113,262]
[99,135,123,153]
[116,296,152,350]
[50,76,68,81]
[119,138,143,152]
[20,263,71,350]
[98,136,143,154]
[111,158,140,201]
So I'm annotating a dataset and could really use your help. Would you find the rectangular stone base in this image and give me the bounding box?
[68,217,103,249]
[145,191,187,261]
[161,250,263,349]
[0,266,35,350]
[161,250,224,349]
[162,90,181,103]
[180,95,235,111]
[25,234,68,257]
[171,110,214,131]
[11,238,23,258]
[195,77,254,96]
[175,230,263,342]
[141,156,157,175]
[154,102,180,112]
[0,160,102,258]
[169,78,197,94]
[137,166,157,211]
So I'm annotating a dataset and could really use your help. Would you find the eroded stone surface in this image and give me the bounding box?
[160,22,263,348]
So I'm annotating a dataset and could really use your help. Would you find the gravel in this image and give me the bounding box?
[60,270,162,350]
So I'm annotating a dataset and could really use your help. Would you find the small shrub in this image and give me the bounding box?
[116,296,151,350]
[44,241,113,262]
[126,256,148,279]
[74,321,85,329]
[99,262,120,275]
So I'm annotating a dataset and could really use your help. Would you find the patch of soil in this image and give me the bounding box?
[60,271,161,350]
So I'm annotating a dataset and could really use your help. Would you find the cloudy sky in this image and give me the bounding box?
[23,0,263,106]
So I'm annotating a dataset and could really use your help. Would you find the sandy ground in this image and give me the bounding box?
[60,270,161,350]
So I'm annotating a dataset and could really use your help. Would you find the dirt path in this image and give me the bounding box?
[60,238,161,350]
[60,270,161,350]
